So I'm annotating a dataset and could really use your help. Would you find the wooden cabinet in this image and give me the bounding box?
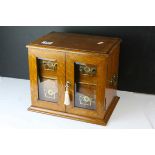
[26,32,121,126]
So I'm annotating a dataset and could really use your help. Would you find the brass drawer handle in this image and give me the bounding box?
[42,60,57,71]
[109,74,118,87]
[44,88,57,100]
[79,65,96,75]
[79,95,95,106]
[112,74,118,86]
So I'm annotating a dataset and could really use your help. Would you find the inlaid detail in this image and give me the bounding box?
[97,41,104,45]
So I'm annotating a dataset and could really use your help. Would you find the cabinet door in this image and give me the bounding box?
[28,48,65,112]
[66,53,106,119]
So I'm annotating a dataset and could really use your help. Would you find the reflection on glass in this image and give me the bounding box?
[38,78,58,102]
[74,62,97,110]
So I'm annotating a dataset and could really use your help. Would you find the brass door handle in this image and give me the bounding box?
[109,74,118,87]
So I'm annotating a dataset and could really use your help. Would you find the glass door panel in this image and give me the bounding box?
[37,58,59,103]
[74,62,97,110]
[65,53,106,119]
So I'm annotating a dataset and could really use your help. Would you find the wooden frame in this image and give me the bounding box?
[65,53,106,119]
[28,48,66,112]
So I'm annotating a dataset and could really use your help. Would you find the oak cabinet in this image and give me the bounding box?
[27,32,121,125]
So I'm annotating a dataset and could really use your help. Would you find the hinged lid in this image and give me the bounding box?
[27,32,121,54]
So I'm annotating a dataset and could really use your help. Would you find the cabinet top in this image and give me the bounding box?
[27,32,121,54]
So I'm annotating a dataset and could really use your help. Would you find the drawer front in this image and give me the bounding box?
[75,83,96,110]
[38,77,58,103]
[66,53,106,119]
[28,48,65,112]
[38,59,58,78]
[75,63,97,84]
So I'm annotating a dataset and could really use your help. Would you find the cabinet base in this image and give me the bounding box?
[28,96,119,126]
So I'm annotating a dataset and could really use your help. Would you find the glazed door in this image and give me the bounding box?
[66,53,106,119]
[28,48,65,112]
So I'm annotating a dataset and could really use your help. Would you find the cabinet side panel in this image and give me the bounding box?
[105,44,120,110]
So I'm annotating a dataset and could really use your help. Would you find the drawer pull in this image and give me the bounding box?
[42,60,57,71]
[79,65,96,75]
[79,95,95,106]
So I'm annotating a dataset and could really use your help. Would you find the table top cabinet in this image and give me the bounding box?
[26,32,121,125]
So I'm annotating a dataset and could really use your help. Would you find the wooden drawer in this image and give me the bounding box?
[75,82,96,110]
[38,77,58,103]
[37,59,58,78]
[75,63,97,84]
